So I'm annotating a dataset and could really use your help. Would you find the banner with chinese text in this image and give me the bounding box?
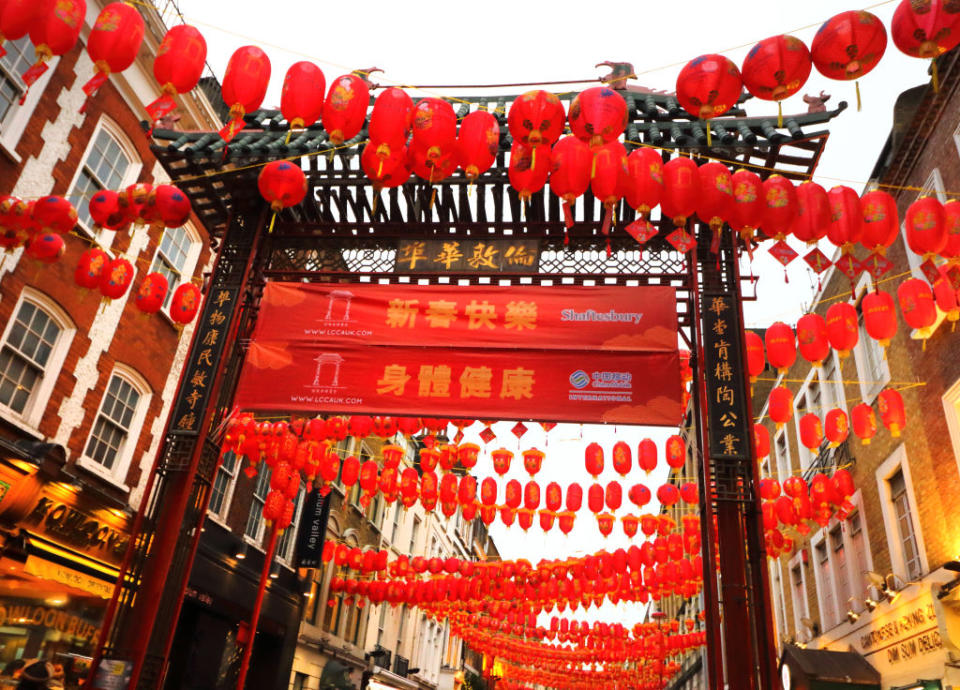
[252,283,678,352]
[234,341,683,426]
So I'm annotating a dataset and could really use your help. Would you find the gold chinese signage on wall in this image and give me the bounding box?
[395,239,540,273]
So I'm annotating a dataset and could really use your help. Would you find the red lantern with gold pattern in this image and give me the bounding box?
[31,196,76,235]
[568,87,627,148]
[765,321,796,374]
[491,448,513,476]
[322,74,369,147]
[852,403,878,444]
[412,97,457,162]
[523,480,540,510]
[457,110,499,181]
[521,448,544,476]
[754,424,770,459]
[793,181,830,244]
[597,513,615,537]
[638,438,657,473]
[508,89,565,146]
[549,135,592,227]
[459,443,481,470]
[891,0,960,60]
[742,34,812,107]
[458,475,477,506]
[147,25,207,121]
[539,509,556,533]
[517,508,535,531]
[729,169,764,240]
[566,482,583,512]
[622,514,639,539]
[827,186,864,253]
[438,443,458,472]
[629,483,651,509]
[605,481,622,511]
[825,409,849,447]
[545,481,563,512]
[98,257,133,300]
[656,483,680,508]
[768,386,793,428]
[133,272,168,314]
[281,61,326,130]
[826,302,859,358]
[83,2,145,101]
[665,435,685,470]
[941,199,960,260]
[480,477,497,507]
[25,0,85,88]
[812,11,887,82]
[696,161,734,231]
[746,330,765,382]
[797,313,829,367]
[591,140,627,209]
[611,441,632,476]
[558,511,575,535]
[905,196,947,260]
[585,442,604,478]
[878,388,906,437]
[680,482,698,505]
[676,54,743,121]
[169,282,201,325]
[341,455,360,487]
[258,160,307,211]
[759,175,797,241]
[504,479,522,509]
[622,147,663,217]
[859,189,900,253]
[935,267,960,322]
[898,277,937,339]
[74,248,110,291]
[799,414,824,452]
[661,157,700,227]
[220,46,271,142]
[509,142,551,201]
[863,289,898,348]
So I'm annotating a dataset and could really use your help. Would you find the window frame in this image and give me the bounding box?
[276,487,306,567]
[148,222,203,319]
[0,288,75,429]
[941,376,960,481]
[65,117,142,248]
[77,365,151,489]
[774,427,792,482]
[811,530,840,631]
[0,36,58,161]
[844,492,875,604]
[793,368,824,470]
[875,444,928,582]
[207,451,241,525]
[850,274,891,405]
[243,463,272,547]
[788,551,809,641]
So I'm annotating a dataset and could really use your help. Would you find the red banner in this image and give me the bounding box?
[234,341,683,426]
[252,283,678,352]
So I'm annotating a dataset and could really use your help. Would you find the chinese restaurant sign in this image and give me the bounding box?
[701,292,751,459]
[395,239,539,273]
[295,488,331,569]
[250,283,678,352]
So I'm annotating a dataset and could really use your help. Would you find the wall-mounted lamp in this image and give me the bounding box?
[270,563,280,580]
[883,574,902,604]
[846,597,860,624]
[235,543,248,560]
[864,597,878,612]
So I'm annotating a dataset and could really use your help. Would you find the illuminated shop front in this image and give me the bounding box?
[0,455,130,688]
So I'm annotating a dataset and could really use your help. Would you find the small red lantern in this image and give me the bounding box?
[0,0,35,57]
[696,161,734,232]
[638,438,657,473]
[31,196,76,234]
[99,257,134,300]
[341,455,360,487]
[878,388,906,437]
[825,409,849,447]
[220,46,271,143]
[859,189,900,253]
[457,110,499,181]
[585,442,604,478]
[281,61,326,130]
[83,3,145,102]
[665,435,685,470]
[523,480,541,510]
[741,35,812,120]
[768,386,794,428]
[522,448,544,476]
[765,321,797,374]
[133,272,168,314]
[622,147,663,218]
[760,477,781,501]
[412,97,458,161]
[508,90,565,146]
[558,511,575,535]
[897,277,937,340]
[656,484,680,508]
[362,141,410,192]
[680,482,698,505]
[661,157,700,227]
[827,186,864,253]
[754,424,770,460]
[369,87,413,157]
[852,403,878,445]
[491,448,513,476]
[568,87,627,148]
[479,477,497,507]
[622,514,640,539]
[934,267,960,322]
[611,440,632,476]
[591,140,627,212]
[597,513,615,537]
[729,169,764,241]
[459,443,481,470]
[75,248,110,290]
[509,142,551,201]
[746,330,765,382]
[891,0,960,66]
[675,54,743,124]
[539,509,556,533]
[147,25,207,121]
[793,181,830,245]
[862,289,898,348]
[760,175,797,241]
[812,11,887,100]
[322,74,370,147]
[169,282,202,325]
[826,302,859,358]
[143,185,191,229]
[905,196,947,260]
[797,313,830,367]
[258,160,307,211]
[587,483,604,514]
[605,481,623,511]
[504,479,522,509]
[88,190,125,231]
[566,482,583,512]
[458,475,477,506]
[628,483,651,509]
[349,415,373,438]
[25,0,85,88]
[545,481,563,512]
[941,199,960,260]
[799,413,824,452]
[517,508,535,532]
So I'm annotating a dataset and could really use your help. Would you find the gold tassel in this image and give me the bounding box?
[856,80,862,112]
[430,187,437,209]
[372,194,378,216]
[284,128,293,145]
[531,146,536,171]
[705,122,712,147]
[268,212,277,234]
[777,102,783,129]
[932,59,940,93]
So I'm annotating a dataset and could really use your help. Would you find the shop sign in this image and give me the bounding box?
[701,292,750,460]
[295,488,330,569]
[860,601,943,667]
[0,600,99,641]
[92,659,133,690]
[23,496,129,564]
[395,239,540,274]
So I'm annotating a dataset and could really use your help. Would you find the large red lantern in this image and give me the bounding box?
[508,90,565,146]
[0,0,35,57]
[661,157,700,227]
[220,46,271,143]
[550,135,592,227]
[825,408,849,447]
[147,25,207,121]
[891,0,960,78]
[568,87,627,148]
[169,283,202,325]
[504,479,522,509]
[765,321,797,374]
[878,388,906,437]
[322,74,370,147]
[362,142,410,192]
[622,147,663,219]
[491,448,513,476]
[142,185,191,229]
[605,481,622,511]
[696,161,733,232]
[656,484,680,508]
[74,248,110,290]
[24,0,85,88]
[591,140,627,211]
[863,290,898,348]
[629,483,651,509]
[675,54,743,133]
[934,267,960,322]
[897,277,937,340]
[611,440,632,476]
[799,414,824,452]
[768,386,793,428]
[566,483,583,512]
[412,97,457,161]
[741,35,812,123]
[258,161,307,211]
[859,189,900,254]
[905,196,947,261]
[99,257,134,300]
[31,196,76,234]
[797,313,830,367]
[852,403,878,444]
[509,142,552,201]
[793,181,830,245]
[587,484,605,514]
[457,110,499,181]
[754,424,770,459]
[281,61,326,130]
[729,169,764,241]
[133,272,168,314]
[665,435,685,470]
[811,11,887,107]
[83,2,145,102]
[760,175,797,241]
[826,302,859,358]
[746,330,766,382]
[585,442,604,478]
[827,186,864,253]
[941,199,960,260]
[545,481,563,512]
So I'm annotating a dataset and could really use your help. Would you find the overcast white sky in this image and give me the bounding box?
[175,0,931,624]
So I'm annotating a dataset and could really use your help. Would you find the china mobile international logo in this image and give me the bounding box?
[568,369,633,403]
[560,309,644,324]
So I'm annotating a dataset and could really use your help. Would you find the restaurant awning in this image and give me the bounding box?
[780,644,882,690]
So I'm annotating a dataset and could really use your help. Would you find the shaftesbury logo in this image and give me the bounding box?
[320,290,354,322]
[309,352,346,389]
[569,370,590,389]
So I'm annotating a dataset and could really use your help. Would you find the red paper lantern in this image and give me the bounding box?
[258,160,307,211]
[897,277,937,339]
[83,3,145,100]
[783,476,807,499]
[605,481,622,511]
[696,161,733,231]
[799,413,824,452]
[661,157,700,227]
[622,147,663,217]
[638,438,657,473]
[891,0,960,60]
[410,141,459,184]
[665,435,685,470]
[754,424,770,459]
[505,479,522,509]
[852,403,877,444]
[545,481,563,512]
[369,87,413,154]
[117,183,152,228]
[746,330,765,382]
[25,0,85,87]
[597,513,615,537]
[827,186,864,253]
[591,140,627,209]
[491,448,513,476]
[147,25,207,121]
[760,477,781,500]
[523,480,541,510]
[765,321,797,374]
[760,175,797,241]
[169,282,201,325]
[628,483,651,509]
[862,289,898,348]
[587,483,605,514]
[878,388,906,437]
[281,61,326,129]
[133,272,168,314]
[825,409,849,447]
[341,455,360,486]
[742,34,812,105]
[793,181,830,244]
[322,74,370,147]
[729,169,764,240]
[88,190,125,231]
[478,477,497,507]
[31,196,75,234]
[942,199,960,260]
[457,110,499,181]
[459,443,481,470]
[518,508,535,532]
[362,141,410,191]
[508,89,565,146]
[522,448,544,476]
[458,475,478,506]
[934,267,960,322]
[622,514,639,539]
[349,415,373,438]
[859,189,900,253]
[585,442,604,478]
[825,302,859,358]
[768,386,794,428]
[611,440,632,476]
[0,0,36,56]
[220,46,271,142]
[566,483,583,512]
[679,482,698,505]
[905,196,947,260]
[675,54,743,121]
[509,142,552,201]
[549,135,592,227]
[98,257,133,299]
[539,509,556,533]
[74,248,110,290]
[797,313,830,367]
[812,11,887,81]
[143,185,191,229]
[439,473,458,504]
[558,511,575,535]
[0,197,31,251]
[568,87,627,148]
[656,484,680,508]
[412,97,458,161]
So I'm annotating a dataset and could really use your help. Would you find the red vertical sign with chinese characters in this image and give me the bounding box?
[233,283,683,425]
